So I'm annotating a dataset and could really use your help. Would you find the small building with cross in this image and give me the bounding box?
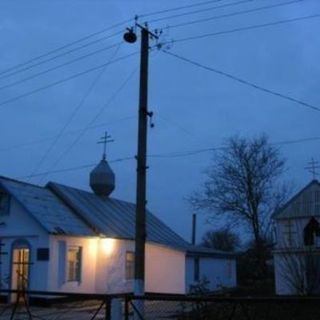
[0,153,237,300]
[273,179,320,295]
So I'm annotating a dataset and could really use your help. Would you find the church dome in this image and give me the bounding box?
[90,159,115,197]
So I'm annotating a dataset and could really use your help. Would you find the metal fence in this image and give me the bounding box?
[0,290,320,320]
[124,295,320,320]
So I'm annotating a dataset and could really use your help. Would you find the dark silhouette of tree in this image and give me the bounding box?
[190,135,287,278]
[201,228,240,252]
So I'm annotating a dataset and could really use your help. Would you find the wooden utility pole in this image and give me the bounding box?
[134,26,149,296]
[124,22,158,299]
[192,213,197,245]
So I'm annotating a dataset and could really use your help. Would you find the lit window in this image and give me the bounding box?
[0,192,10,215]
[125,251,135,280]
[67,247,82,282]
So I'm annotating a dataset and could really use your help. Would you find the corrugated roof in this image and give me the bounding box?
[47,182,189,250]
[0,176,94,236]
[273,180,320,220]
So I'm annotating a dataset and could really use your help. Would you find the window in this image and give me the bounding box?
[283,220,297,247]
[194,257,200,282]
[304,217,320,246]
[67,247,82,282]
[0,192,10,215]
[125,251,135,280]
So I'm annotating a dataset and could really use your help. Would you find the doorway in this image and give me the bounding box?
[11,242,30,302]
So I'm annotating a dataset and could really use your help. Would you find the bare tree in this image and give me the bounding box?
[190,135,287,277]
[201,228,240,252]
[279,249,320,295]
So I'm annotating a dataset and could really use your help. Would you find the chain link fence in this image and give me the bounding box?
[0,290,320,320]
[124,295,320,320]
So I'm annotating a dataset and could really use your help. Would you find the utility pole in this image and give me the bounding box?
[124,24,157,297]
[134,26,149,296]
[192,213,197,246]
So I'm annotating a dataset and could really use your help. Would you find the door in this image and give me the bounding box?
[11,247,30,302]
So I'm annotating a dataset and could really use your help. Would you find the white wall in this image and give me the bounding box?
[48,235,98,293]
[95,238,135,294]
[274,253,293,295]
[186,256,237,292]
[48,237,186,294]
[145,243,186,294]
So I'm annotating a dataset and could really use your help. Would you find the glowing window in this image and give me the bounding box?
[67,247,82,282]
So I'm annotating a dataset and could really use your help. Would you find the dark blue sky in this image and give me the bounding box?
[0,0,319,242]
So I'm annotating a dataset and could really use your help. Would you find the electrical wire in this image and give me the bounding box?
[28,44,122,182]
[168,0,304,29]
[0,51,138,108]
[148,0,254,23]
[0,0,253,78]
[39,67,138,182]
[18,136,320,179]
[0,31,123,81]
[0,19,132,77]
[162,50,320,113]
[0,116,136,152]
[140,0,224,18]
[19,156,135,179]
[0,42,122,92]
[162,13,320,44]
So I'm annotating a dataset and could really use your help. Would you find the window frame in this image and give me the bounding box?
[67,246,82,282]
[125,251,135,281]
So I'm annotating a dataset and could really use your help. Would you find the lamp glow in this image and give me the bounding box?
[101,238,116,255]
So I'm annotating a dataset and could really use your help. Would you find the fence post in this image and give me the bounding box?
[105,296,111,320]
[124,295,130,320]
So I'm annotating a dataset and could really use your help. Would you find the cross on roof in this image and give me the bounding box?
[305,158,320,180]
[97,131,114,160]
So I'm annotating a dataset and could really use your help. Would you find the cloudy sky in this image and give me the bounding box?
[0,0,319,242]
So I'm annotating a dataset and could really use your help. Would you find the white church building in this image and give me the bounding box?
[273,179,320,295]
[0,157,236,300]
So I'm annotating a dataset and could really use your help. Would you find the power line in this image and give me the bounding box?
[0,19,132,77]
[39,67,138,182]
[148,0,254,23]
[19,156,135,179]
[18,136,320,178]
[29,44,122,181]
[163,50,320,113]
[140,0,224,18]
[0,31,123,81]
[163,13,320,44]
[1,1,226,77]
[0,116,136,152]
[0,51,138,108]
[0,1,228,78]
[168,0,304,29]
[0,42,122,92]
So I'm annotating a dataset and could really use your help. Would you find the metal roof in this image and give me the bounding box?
[273,180,320,220]
[186,245,237,259]
[0,176,94,236]
[47,182,190,250]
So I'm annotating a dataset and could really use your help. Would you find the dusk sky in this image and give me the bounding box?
[0,0,319,243]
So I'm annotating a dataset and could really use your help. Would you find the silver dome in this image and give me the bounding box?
[90,159,115,197]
